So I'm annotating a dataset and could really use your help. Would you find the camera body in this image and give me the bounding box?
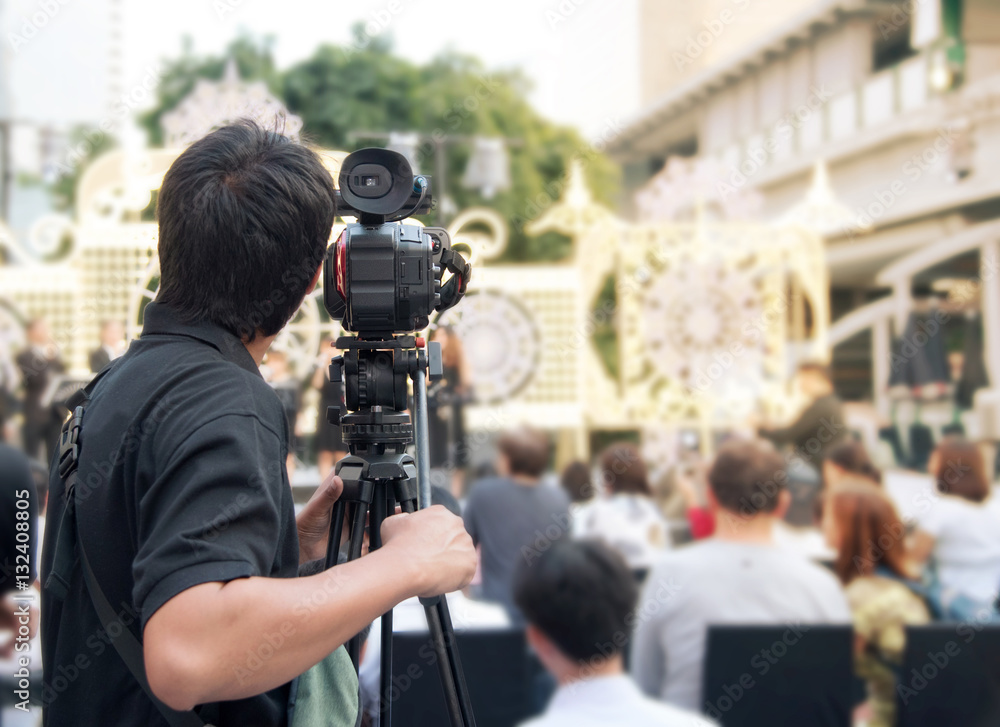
[323,148,466,334]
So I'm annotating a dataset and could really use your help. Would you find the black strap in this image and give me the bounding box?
[438,248,471,312]
[52,368,207,727]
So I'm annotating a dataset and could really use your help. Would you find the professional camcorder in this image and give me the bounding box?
[317,148,476,727]
[323,148,469,334]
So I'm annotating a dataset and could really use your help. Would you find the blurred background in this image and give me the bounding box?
[3,1,1000,724]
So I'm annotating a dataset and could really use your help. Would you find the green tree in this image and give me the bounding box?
[137,30,619,262]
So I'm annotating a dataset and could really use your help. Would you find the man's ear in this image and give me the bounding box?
[773,489,792,520]
[307,264,322,295]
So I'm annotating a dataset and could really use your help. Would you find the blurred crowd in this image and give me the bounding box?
[4,318,1000,727]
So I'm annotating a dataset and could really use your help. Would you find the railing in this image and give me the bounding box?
[716,51,933,174]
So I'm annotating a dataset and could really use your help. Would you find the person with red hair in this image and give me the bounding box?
[824,483,930,727]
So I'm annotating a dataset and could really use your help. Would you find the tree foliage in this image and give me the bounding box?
[136,32,618,262]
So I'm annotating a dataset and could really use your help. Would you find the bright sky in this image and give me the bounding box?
[3,0,640,139]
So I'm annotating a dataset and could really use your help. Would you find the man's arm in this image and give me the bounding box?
[759,397,834,449]
[145,504,476,711]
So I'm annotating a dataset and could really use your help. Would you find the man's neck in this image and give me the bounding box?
[558,655,623,687]
[243,333,277,367]
[712,509,777,545]
[510,474,540,487]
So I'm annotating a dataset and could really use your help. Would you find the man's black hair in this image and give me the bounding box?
[156,120,336,341]
[513,539,638,663]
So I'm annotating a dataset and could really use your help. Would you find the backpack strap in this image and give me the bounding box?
[46,366,207,727]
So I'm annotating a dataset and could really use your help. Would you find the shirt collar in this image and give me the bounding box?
[548,673,637,712]
[140,301,261,377]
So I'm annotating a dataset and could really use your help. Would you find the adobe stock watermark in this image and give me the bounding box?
[716,84,834,198]
[545,0,592,30]
[53,62,166,178]
[704,622,811,720]
[877,0,935,41]
[345,1,406,54]
[673,0,752,70]
[841,125,960,238]
[684,292,791,396]
[7,0,72,53]
[510,117,624,232]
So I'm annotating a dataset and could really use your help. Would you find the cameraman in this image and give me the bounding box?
[40,122,477,726]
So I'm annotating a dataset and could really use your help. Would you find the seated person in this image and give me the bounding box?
[824,439,882,489]
[632,438,852,712]
[912,436,1000,609]
[463,428,570,621]
[514,539,715,727]
[823,483,930,727]
[573,443,669,573]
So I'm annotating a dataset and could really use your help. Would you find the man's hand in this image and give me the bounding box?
[296,473,344,564]
[381,505,477,598]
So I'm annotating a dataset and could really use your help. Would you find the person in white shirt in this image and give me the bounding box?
[912,437,1000,606]
[514,538,715,727]
[632,438,852,713]
[573,442,669,573]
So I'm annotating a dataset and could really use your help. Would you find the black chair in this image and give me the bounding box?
[702,624,853,726]
[897,625,1000,727]
[389,627,538,727]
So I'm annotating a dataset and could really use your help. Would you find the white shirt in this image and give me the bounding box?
[519,674,717,727]
[631,539,851,712]
[915,490,1000,603]
[573,494,670,569]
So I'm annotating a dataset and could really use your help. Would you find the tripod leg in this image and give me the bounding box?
[324,499,346,570]
[346,501,369,670]
[424,596,473,727]
[369,490,394,727]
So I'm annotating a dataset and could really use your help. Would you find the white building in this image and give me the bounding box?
[610,0,1000,440]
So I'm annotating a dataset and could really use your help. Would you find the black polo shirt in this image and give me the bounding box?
[41,302,299,727]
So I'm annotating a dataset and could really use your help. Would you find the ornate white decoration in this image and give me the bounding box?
[161,60,303,148]
[435,290,540,404]
[447,207,508,264]
[642,259,762,392]
[29,214,75,257]
[778,159,860,236]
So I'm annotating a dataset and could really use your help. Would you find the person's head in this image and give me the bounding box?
[930,437,990,504]
[513,539,638,683]
[707,438,790,519]
[560,460,593,503]
[156,121,336,342]
[598,442,650,497]
[99,320,124,348]
[25,318,50,346]
[796,361,833,398]
[496,428,550,481]
[823,482,911,584]
[824,439,881,488]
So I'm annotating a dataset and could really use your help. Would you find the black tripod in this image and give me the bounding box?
[323,335,477,727]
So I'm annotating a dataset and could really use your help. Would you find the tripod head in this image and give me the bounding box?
[326,334,442,457]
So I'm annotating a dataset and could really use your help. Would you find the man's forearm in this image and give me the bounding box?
[145,546,424,710]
